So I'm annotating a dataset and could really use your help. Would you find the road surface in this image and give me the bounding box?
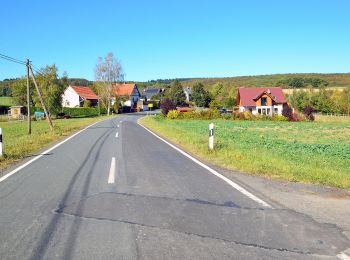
[0,115,349,259]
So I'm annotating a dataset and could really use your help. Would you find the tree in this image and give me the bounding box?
[339,87,350,115]
[282,104,293,121]
[288,78,305,88]
[167,80,186,107]
[192,83,211,107]
[35,65,65,116]
[160,98,175,115]
[94,52,124,115]
[11,65,64,116]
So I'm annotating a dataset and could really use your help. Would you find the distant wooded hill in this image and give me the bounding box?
[176,73,350,90]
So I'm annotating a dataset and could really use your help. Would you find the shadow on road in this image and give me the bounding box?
[30,118,118,260]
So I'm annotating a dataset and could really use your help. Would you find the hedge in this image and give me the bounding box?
[62,107,106,118]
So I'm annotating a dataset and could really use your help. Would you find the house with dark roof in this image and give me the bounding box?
[112,83,141,108]
[141,88,162,101]
[62,85,99,107]
[236,87,287,116]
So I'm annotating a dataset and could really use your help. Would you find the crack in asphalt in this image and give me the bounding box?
[56,210,329,257]
[53,191,350,258]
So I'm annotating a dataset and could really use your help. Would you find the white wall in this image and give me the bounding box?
[62,86,80,107]
[240,105,284,115]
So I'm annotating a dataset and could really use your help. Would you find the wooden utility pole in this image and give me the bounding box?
[28,64,54,131]
[26,59,32,135]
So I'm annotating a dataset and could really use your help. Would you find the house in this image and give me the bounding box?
[113,83,141,108]
[62,86,99,107]
[237,87,287,116]
[183,87,192,102]
[141,88,162,101]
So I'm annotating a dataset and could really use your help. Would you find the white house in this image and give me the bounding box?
[62,86,99,108]
[113,83,141,108]
[236,87,287,116]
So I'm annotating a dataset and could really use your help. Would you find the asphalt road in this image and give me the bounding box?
[0,115,349,260]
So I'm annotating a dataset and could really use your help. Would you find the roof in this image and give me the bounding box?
[176,107,194,112]
[143,88,161,93]
[237,87,286,106]
[113,83,137,96]
[142,88,161,100]
[70,86,99,100]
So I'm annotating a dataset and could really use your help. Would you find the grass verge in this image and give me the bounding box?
[0,116,112,171]
[140,115,350,189]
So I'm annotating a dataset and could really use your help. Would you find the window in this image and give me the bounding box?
[267,108,270,115]
[274,108,278,113]
[261,97,267,106]
[262,108,266,114]
[258,108,261,114]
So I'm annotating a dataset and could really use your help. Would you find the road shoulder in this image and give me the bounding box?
[138,117,350,241]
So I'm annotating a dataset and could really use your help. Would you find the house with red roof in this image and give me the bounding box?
[112,83,141,108]
[62,86,99,108]
[236,87,287,116]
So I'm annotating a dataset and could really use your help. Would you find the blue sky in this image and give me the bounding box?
[0,0,349,81]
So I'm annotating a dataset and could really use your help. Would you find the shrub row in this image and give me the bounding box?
[166,109,297,121]
[62,107,106,118]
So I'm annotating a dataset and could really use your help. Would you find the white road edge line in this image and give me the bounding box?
[108,157,116,184]
[115,132,119,138]
[337,251,350,260]
[0,120,103,184]
[137,120,273,208]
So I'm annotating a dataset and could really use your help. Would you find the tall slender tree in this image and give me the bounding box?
[94,52,124,115]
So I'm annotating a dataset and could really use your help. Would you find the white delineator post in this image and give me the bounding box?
[209,123,214,150]
[0,128,3,156]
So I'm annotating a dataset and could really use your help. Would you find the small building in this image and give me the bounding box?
[113,83,141,109]
[236,88,287,116]
[8,106,24,119]
[62,86,99,108]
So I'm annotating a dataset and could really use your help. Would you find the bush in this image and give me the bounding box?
[198,109,221,120]
[282,104,294,121]
[303,106,315,121]
[272,114,288,121]
[83,100,91,108]
[167,110,181,119]
[243,111,253,120]
[160,98,175,116]
[113,102,121,114]
[62,107,102,117]
[182,111,198,119]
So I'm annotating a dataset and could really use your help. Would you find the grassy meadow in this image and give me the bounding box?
[140,116,350,189]
[0,97,15,106]
[0,116,111,171]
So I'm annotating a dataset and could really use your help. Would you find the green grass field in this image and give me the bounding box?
[140,116,350,189]
[0,116,111,171]
[0,97,15,106]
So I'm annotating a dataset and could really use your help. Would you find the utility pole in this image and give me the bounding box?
[28,64,54,131]
[26,59,31,135]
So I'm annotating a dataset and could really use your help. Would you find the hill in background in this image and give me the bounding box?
[176,73,350,90]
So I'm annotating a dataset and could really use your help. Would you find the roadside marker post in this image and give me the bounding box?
[0,128,3,156]
[209,123,214,150]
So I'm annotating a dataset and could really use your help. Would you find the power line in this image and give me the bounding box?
[0,53,26,65]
